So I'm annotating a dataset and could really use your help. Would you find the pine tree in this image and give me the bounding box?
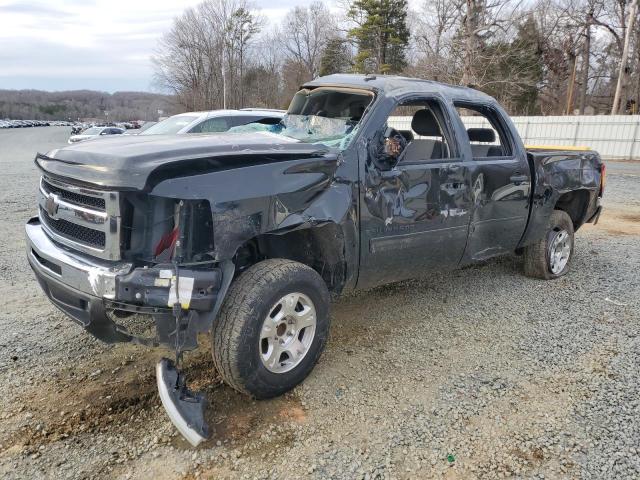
[509,17,544,115]
[319,37,351,76]
[347,0,409,74]
[480,16,543,115]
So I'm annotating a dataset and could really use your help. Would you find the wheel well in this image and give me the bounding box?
[233,223,347,294]
[554,190,590,230]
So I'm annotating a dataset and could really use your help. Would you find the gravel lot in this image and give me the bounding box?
[0,127,638,480]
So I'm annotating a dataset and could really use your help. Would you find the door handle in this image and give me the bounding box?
[510,174,528,185]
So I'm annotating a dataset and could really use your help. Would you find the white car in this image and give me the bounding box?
[139,109,285,135]
[68,126,125,144]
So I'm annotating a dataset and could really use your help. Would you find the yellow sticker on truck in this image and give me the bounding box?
[167,276,194,309]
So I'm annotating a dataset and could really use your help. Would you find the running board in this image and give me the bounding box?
[156,358,209,446]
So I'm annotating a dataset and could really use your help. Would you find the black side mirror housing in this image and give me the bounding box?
[373,127,406,170]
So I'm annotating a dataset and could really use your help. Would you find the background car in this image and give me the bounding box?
[139,109,285,135]
[68,126,125,144]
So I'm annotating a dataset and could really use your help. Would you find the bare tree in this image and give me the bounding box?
[147,0,640,117]
[612,0,639,113]
[277,2,335,80]
[413,0,463,83]
[245,32,288,108]
[458,0,525,87]
[152,0,261,110]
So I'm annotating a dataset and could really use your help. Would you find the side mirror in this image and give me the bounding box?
[375,127,406,170]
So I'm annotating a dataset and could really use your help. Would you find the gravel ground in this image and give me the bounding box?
[0,127,638,480]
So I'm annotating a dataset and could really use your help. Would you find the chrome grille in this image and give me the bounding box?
[40,208,106,248]
[41,178,106,210]
[38,176,121,260]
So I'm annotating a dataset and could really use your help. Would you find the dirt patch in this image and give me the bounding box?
[584,207,640,236]
[0,336,308,463]
[0,348,160,456]
[199,389,306,447]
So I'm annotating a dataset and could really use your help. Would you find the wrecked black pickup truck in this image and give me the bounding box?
[26,74,604,445]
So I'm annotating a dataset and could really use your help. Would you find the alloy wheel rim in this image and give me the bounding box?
[548,229,571,274]
[259,292,317,374]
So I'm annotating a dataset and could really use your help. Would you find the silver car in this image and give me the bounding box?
[68,126,125,144]
[139,109,285,135]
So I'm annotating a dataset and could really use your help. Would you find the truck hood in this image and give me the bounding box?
[37,132,335,191]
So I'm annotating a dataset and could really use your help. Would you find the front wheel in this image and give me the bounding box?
[523,210,575,279]
[212,259,330,399]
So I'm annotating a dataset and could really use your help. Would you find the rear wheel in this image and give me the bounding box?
[523,210,575,279]
[212,259,330,398]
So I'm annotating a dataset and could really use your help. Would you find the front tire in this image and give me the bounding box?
[212,259,330,399]
[523,210,575,279]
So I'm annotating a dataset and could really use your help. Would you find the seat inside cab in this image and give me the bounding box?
[401,109,450,161]
[468,128,505,157]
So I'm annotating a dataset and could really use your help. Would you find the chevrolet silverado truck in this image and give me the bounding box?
[26,74,604,445]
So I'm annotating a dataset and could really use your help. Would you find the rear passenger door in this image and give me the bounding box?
[452,102,531,261]
[357,97,473,289]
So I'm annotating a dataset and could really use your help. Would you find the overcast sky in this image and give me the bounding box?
[0,0,338,93]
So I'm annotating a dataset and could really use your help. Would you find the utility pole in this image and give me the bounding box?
[222,63,227,110]
[566,56,578,115]
[579,11,593,115]
[612,0,638,114]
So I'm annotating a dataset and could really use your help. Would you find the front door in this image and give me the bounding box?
[357,97,472,289]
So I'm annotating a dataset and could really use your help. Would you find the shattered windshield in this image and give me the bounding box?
[229,87,373,150]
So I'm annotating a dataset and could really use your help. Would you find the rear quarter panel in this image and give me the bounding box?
[518,149,602,247]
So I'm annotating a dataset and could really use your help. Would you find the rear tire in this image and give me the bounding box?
[212,259,330,399]
[524,210,575,279]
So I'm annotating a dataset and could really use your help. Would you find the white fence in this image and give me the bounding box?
[389,115,640,160]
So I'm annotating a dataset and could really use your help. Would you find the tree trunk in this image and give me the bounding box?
[635,21,640,112]
[566,53,577,115]
[578,16,591,115]
[612,0,639,114]
[462,0,480,86]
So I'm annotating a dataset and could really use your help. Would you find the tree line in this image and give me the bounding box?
[0,90,179,121]
[153,0,640,116]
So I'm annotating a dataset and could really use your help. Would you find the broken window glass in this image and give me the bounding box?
[229,87,374,150]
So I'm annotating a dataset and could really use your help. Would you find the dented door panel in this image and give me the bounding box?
[463,158,532,261]
[358,159,472,289]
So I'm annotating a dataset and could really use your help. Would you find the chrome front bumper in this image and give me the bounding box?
[26,217,136,342]
[25,216,131,299]
[26,216,223,347]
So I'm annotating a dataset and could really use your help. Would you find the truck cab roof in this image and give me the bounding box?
[303,74,495,103]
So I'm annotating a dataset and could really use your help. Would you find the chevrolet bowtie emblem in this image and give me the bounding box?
[45,194,60,217]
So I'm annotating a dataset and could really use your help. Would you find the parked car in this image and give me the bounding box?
[138,121,157,132]
[139,109,285,135]
[26,74,604,446]
[67,126,125,144]
[71,124,87,134]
